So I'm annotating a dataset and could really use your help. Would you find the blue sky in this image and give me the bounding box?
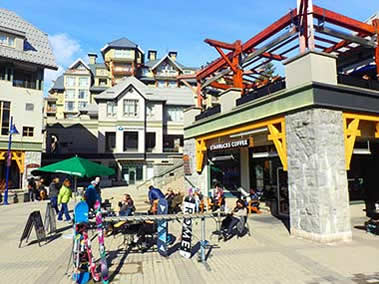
[2,0,378,92]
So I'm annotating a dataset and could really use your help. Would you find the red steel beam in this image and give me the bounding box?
[323,39,350,53]
[215,46,237,73]
[204,39,236,50]
[314,36,338,45]
[210,81,235,90]
[373,19,379,77]
[197,9,296,81]
[313,5,376,35]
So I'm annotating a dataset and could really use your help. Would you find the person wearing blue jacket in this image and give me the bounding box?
[84,180,100,210]
[148,185,165,204]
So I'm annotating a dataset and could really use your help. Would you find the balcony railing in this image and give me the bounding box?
[195,104,221,121]
[337,74,379,91]
[46,107,56,113]
[236,79,286,106]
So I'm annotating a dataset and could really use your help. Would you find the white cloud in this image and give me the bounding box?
[49,33,81,66]
[44,33,81,96]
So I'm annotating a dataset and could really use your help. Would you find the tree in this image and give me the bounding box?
[255,62,276,82]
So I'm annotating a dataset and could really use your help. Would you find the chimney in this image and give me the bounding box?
[168,51,177,61]
[148,50,157,61]
[88,53,98,65]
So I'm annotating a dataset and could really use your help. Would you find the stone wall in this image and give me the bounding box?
[183,138,208,196]
[23,151,41,189]
[286,108,351,242]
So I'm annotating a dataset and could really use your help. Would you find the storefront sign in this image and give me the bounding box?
[209,139,250,151]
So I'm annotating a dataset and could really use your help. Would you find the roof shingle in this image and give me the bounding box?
[0,9,57,69]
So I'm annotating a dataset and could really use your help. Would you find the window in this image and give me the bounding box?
[66,76,75,87]
[163,134,183,152]
[65,101,75,112]
[146,103,154,118]
[146,132,156,152]
[123,132,138,151]
[106,101,116,117]
[25,103,34,111]
[114,49,133,58]
[123,99,139,117]
[65,89,75,100]
[13,69,36,89]
[22,127,34,137]
[78,102,87,110]
[105,132,116,152]
[157,80,166,88]
[168,81,177,88]
[166,106,184,121]
[0,101,10,135]
[78,89,87,100]
[99,78,107,86]
[79,77,88,87]
[0,33,15,47]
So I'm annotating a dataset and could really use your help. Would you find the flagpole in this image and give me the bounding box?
[4,116,13,205]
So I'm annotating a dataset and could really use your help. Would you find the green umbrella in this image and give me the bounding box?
[32,156,115,178]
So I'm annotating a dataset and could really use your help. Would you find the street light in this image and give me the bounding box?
[4,116,19,205]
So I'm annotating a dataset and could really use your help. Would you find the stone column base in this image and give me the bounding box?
[291,228,352,243]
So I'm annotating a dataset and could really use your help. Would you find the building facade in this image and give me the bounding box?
[185,4,379,243]
[0,9,57,189]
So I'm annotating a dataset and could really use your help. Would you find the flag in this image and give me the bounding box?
[10,124,19,135]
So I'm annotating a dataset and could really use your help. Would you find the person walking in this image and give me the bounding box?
[57,178,72,222]
[27,177,37,202]
[94,176,102,201]
[49,177,60,214]
[84,180,100,211]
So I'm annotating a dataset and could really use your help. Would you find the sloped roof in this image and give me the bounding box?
[95,76,194,106]
[95,76,148,100]
[0,9,57,69]
[88,62,106,76]
[101,37,144,54]
[68,58,91,71]
[50,74,64,91]
[145,55,198,71]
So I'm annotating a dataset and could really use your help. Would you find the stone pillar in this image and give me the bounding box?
[183,138,208,196]
[286,108,351,242]
[240,148,250,190]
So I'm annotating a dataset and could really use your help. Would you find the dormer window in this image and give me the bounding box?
[0,32,15,48]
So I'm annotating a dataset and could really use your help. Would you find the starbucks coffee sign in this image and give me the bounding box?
[209,139,250,151]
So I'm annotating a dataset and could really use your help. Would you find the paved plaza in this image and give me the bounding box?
[0,187,378,284]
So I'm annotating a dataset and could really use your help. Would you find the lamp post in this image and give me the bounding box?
[4,116,18,205]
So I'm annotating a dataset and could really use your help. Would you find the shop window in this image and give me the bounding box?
[123,131,138,152]
[105,132,116,152]
[22,126,34,137]
[146,132,156,152]
[0,101,10,135]
[136,165,143,180]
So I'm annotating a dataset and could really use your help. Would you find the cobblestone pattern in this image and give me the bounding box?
[286,109,351,242]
